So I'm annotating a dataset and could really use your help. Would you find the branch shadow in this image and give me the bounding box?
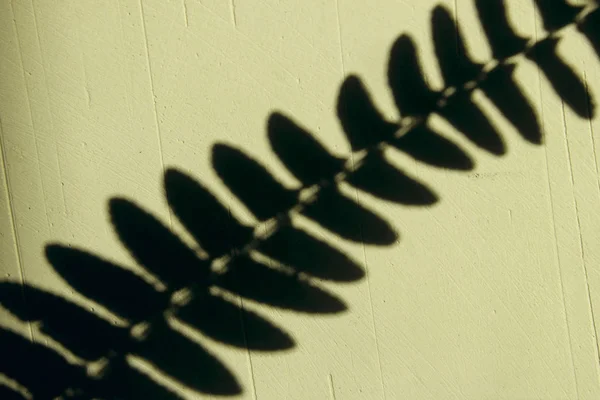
[1,0,598,398]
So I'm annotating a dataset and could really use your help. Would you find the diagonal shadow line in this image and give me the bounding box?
[1,1,599,398]
[207,0,600,268]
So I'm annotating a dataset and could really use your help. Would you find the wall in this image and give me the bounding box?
[1,0,600,398]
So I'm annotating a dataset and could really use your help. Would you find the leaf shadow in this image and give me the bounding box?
[1,1,598,398]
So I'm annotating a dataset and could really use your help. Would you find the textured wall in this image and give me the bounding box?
[1,0,600,398]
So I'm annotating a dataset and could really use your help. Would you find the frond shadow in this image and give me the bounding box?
[1,0,599,398]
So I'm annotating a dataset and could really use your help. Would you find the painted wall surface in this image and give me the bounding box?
[1,0,600,398]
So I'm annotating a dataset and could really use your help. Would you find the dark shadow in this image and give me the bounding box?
[474,0,530,60]
[345,150,438,205]
[174,292,295,351]
[0,281,130,361]
[337,75,475,170]
[579,8,600,60]
[165,168,365,282]
[217,256,347,314]
[164,168,254,257]
[526,37,595,118]
[0,385,27,400]
[336,75,400,151]
[95,359,188,400]
[1,1,598,398]
[479,64,543,144]
[432,5,484,88]
[432,4,542,144]
[45,245,171,323]
[533,0,584,32]
[0,328,89,399]
[476,0,594,119]
[132,320,241,395]
[268,111,438,205]
[212,143,398,245]
[109,198,211,291]
[388,34,506,155]
[259,225,366,282]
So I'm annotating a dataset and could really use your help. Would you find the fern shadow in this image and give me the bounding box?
[1,0,598,398]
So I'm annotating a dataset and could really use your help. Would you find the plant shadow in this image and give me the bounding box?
[1,0,598,398]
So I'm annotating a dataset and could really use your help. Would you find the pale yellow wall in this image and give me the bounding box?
[1,0,600,399]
